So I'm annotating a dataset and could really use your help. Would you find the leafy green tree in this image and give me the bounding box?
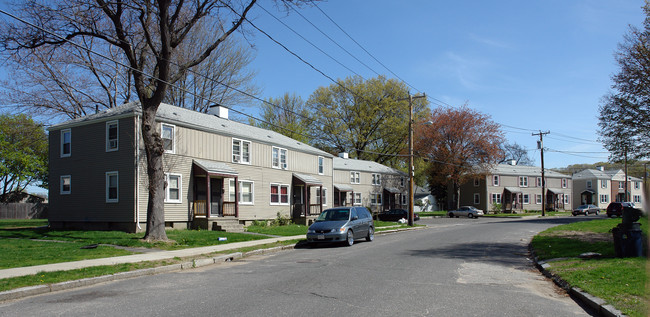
[0,114,48,202]
[307,75,428,166]
[252,93,312,144]
[598,3,650,160]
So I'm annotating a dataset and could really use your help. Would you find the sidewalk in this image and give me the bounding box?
[0,235,304,280]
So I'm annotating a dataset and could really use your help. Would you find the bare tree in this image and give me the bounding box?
[500,142,534,166]
[0,0,313,241]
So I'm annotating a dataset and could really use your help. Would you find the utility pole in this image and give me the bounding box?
[532,131,550,216]
[406,92,426,226]
[624,144,628,202]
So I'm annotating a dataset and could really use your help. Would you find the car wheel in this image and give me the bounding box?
[346,230,354,246]
[468,213,474,218]
[448,213,454,218]
[366,227,374,242]
[596,210,599,215]
[584,212,589,216]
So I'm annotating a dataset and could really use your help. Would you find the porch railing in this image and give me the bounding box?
[192,200,207,217]
[223,202,236,216]
[309,204,322,216]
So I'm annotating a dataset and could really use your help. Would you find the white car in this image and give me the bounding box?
[448,206,484,218]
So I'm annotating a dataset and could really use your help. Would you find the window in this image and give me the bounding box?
[354,193,362,205]
[270,184,289,205]
[599,194,609,204]
[492,175,499,186]
[316,188,327,205]
[229,179,254,204]
[60,175,71,194]
[635,182,641,189]
[586,180,592,189]
[536,177,542,187]
[491,193,501,204]
[401,194,407,205]
[561,178,568,188]
[61,129,71,157]
[162,124,175,153]
[634,195,641,203]
[232,139,251,164]
[523,194,530,204]
[519,176,528,187]
[601,180,607,189]
[272,147,288,169]
[473,193,480,204]
[350,171,360,184]
[564,194,570,204]
[106,121,118,152]
[106,172,118,202]
[165,173,181,203]
[318,156,324,175]
[535,194,542,204]
[618,182,624,189]
[371,193,382,205]
[372,174,381,185]
[400,177,405,187]
[474,178,480,187]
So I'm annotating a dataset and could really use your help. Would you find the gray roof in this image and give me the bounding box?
[333,183,354,192]
[492,164,569,178]
[293,173,323,186]
[333,157,406,175]
[50,102,333,158]
[572,169,615,180]
[193,159,238,176]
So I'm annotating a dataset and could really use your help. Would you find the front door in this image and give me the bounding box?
[210,178,223,217]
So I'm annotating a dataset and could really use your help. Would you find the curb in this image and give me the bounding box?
[0,226,419,303]
[531,250,626,317]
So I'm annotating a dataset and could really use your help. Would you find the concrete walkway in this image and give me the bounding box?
[0,235,305,280]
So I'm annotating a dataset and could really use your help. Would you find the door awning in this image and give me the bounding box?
[293,173,323,186]
[193,159,238,177]
[547,188,567,195]
[383,187,401,194]
[581,189,596,194]
[503,187,522,194]
[334,183,354,192]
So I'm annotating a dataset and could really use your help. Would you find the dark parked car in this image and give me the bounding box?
[377,208,420,222]
[572,204,600,216]
[448,206,484,218]
[606,202,635,217]
[306,207,374,246]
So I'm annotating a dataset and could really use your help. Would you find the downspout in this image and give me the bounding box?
[135,115,142,230]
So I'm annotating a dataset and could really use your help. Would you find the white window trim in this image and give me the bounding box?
[535,194,542,204]
[318,156,324,175]
[106,171,119,203]
[491,193,501,204]
[523,194,530,204]
[272,147,288,170]
[270,183,290,206]
[586,180,592,189]
[519,176,528,187]
[633,195,641,203]
[60,175,71,195]
[350,171,360,184]
[317,187,328,206]
[564,194,570,204]
[161,123,175,154]
[561,178,567,189]
[239,180,255,205]
[232,138,251,164]
[372,173,381,186]
[474,178,480,187]
[61,129,71,158]
[165,173,182,203]
[493,175,500,186]
[599,194,609,204]
[106,120,119,152]
[635,182,640,189]
[473,193,480,204]
[371,193,382,205]
[601,180,607,189]
[354,193,362,205]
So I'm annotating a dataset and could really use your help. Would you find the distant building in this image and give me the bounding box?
[572,167,645,209]
[457,163,572,213]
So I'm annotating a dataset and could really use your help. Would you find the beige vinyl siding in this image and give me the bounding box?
[49,118,136,222]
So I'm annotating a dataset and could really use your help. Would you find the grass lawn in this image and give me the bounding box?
[483,211,572,217]
[246,224,308,236]
[531,217,648,317]
[417,211,447,217]
[0,219,48,229]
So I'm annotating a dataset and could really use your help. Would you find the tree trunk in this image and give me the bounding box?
[454,182,461,210]
[141,103,168,241]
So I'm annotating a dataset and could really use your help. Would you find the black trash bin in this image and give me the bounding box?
[622,228,643,257]
[612,226,623,258]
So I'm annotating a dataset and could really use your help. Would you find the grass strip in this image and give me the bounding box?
[0,219,48,229]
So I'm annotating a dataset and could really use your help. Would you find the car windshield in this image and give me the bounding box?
[577,205,588,209]
[316,209,350,221]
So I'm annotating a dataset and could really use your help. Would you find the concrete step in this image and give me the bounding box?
[211,220,245,233]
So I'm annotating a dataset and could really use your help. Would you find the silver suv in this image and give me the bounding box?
[306,207,374,246]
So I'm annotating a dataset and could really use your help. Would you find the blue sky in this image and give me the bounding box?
[238,0,645,168]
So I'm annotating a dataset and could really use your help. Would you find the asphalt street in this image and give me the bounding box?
[0,216,598,316]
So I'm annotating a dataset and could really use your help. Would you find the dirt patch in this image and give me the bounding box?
[545,230,612,243]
